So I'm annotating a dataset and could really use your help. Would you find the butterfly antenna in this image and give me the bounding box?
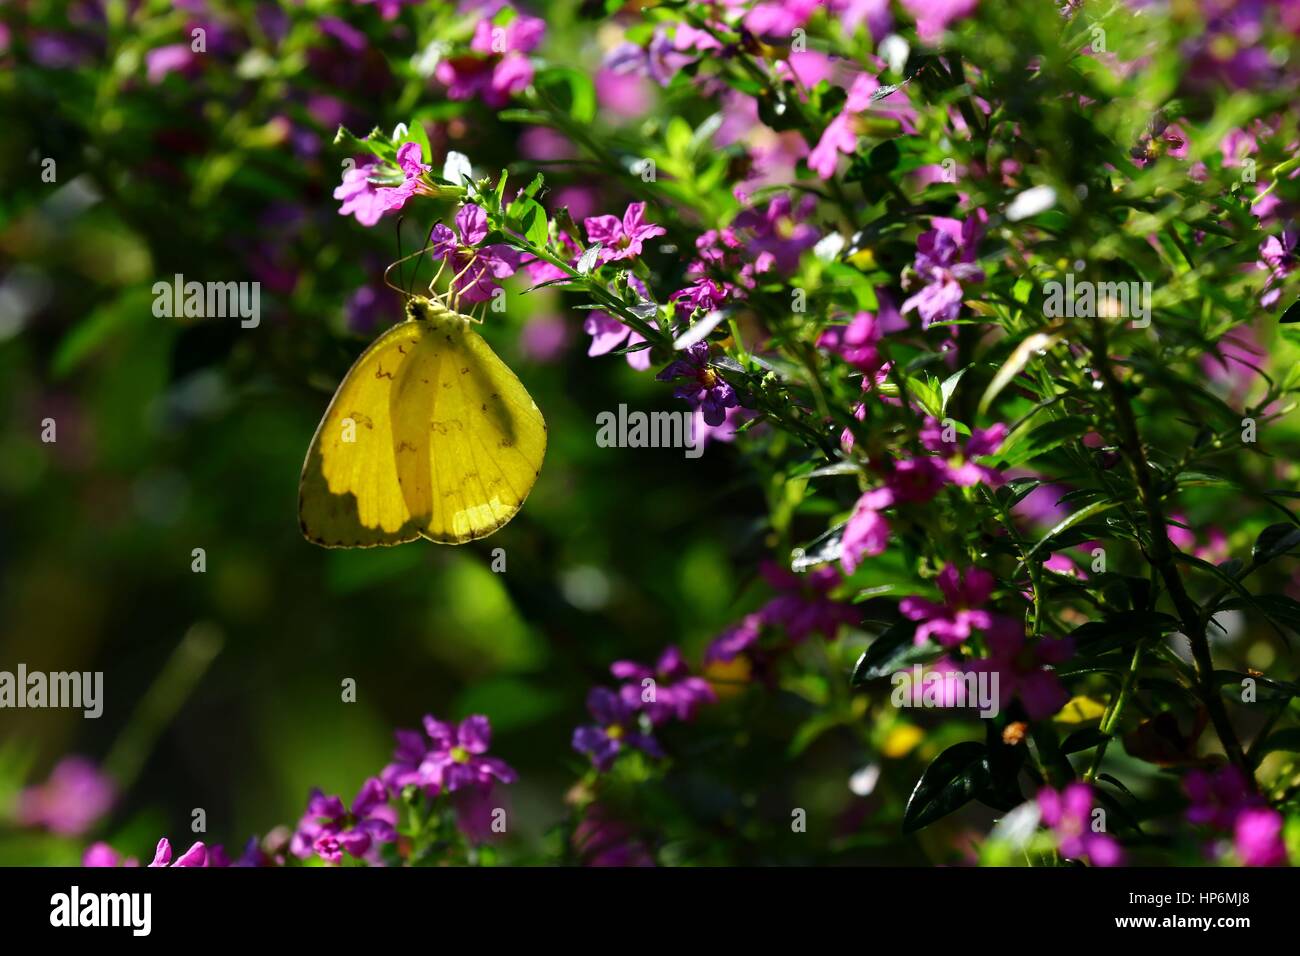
[407,224,434,296]
[383,247,440,296]
[395,216,406,291]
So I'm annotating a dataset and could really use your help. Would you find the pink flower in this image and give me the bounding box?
[584,202,667,264]
[149,838,208,868]
[15,757,115,837]
[334,142,432,227]
[808,74,878,179]
[841,487,895,573]
[428,203,521,303]
[818,311,885,374]
[1037,783,1123,866]
[435,15,545,108]
[1234,807,1288,867]
[919,416,1006,486]
[902,0,980,43]
[901,212,987,327]
[968,629,1072,720]
[900,564,1020,648]
[584,312,650,370]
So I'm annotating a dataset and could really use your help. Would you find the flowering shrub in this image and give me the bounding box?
[4,0,1300,869]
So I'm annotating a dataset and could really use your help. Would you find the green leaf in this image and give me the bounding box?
[997,415,1091,468]
[534,67,596,124]
[978,330,1063,415]
[1025,498,1119,560]
[1255,728,1300,757]
[903,741,988,833]
[1252,523,1300,565]
[850,621,924,685]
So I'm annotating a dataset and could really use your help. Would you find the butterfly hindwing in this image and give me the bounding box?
[298,321,425,548]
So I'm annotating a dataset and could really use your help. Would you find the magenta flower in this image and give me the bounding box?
[381,714,517,795]
[334,142,431,227]
[901,213,987,327]
[584,202,667,264]
[919,416,1006,486]
[758,561,859,642]
[82,843,138,867]
[705,612,764,664]
[15,757,115,837]
[573,805,655,866]
[572,687,665,770]
[840,487,895,573]
[671,276,732,314]
[1131,115,1189,168]
[818,311,885,374]
[1036,783,1123,867]
[429,203,521,304]
[902,0,980,42]
[585,312,651,371]
[435,15,545,107]
[1234,807,1288,867]
[808,73,878,179]
[1257,227,1297,309]
[290,778,397,864]
[733,194,820,272]
[354,0,418,19]
[657,342,739,426]
[149,838,208,868]
[968,628,1072,720]
[145,44,199,84]
[610,646,716,724]
[900,564,1020,648]
[1184,765,1257,830]
[415,715,518,793]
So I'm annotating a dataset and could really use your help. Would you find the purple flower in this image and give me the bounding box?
[1184,765,1258,831]
[83,843,138,867]
[149,838,208,868]
[902,0,980,42]
[145,44,199,84]
[671,276,732,314]
[840,487,895,573]
[382,714,517,795]
[290,778,397,864]
[610,646,717,724]
[733,194,820,272]
[808,74,878,179]
[1234,807,1288,867]
[15,757,115,837]
[413,715,518,793]
[354,0,419,19]
[918,416,1007,486]
[429,204,521,304]
[334,143,432,227]
[901,212,987,327]
[818,311,885,374]
[1257,227,1297,308]
[757,561,859,642]
[435,15,544,107]
[584,202,667,264]
[968,629,1073,720]
[585,312,651,371]
[900,564,1021,648]
[705,612,764,664]
[572,687,665,770]
[573,805,655,866]
[656,342,739,426]
[1037,783,1123,867]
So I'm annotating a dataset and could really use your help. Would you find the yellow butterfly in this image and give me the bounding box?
[298,293,546,547]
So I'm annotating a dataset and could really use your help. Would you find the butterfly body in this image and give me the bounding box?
[298,296,546,548]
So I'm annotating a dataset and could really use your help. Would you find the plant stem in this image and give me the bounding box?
[1088,322,1247,771]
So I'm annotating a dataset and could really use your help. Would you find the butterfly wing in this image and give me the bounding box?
[298,321,427,548]
[413,323,547,543]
